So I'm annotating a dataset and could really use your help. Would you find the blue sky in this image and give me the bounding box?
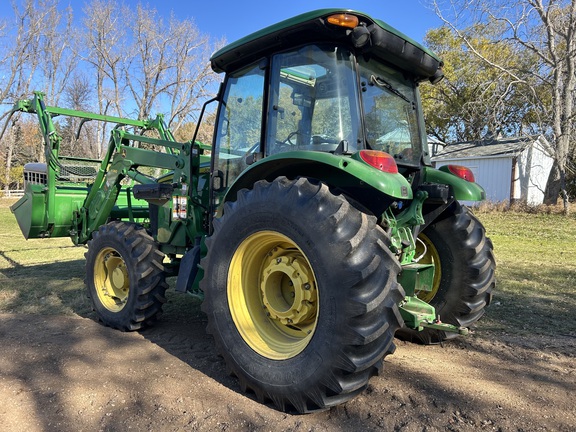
[0,1,442,46]
[172,1,442,44]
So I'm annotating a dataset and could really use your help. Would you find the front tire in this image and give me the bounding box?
[85,221,168,331]
[201,177,404,413]
[396,201,495,344]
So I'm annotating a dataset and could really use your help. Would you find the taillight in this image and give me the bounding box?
[447,165,475,182]
[359,150,398,174]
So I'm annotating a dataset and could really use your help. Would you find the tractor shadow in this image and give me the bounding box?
[0,252,92,316]
[137,287,242,396]
[0,249,232,392]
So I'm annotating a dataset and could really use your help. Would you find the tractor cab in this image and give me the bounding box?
[209,10,443,195]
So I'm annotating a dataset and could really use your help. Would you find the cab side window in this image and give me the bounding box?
[213,65,265,189]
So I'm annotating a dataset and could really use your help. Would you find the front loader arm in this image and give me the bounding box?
[75,129,191,244]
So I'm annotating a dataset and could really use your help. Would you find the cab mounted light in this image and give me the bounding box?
[429,67,445,85]
[351,24,371,48]
[326,13,371,48]
[359,150,399,174]
[326,13,359,29]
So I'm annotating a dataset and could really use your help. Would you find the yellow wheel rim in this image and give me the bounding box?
[415,233,442,303]
[93,246,130,312]
[228,231,319,360]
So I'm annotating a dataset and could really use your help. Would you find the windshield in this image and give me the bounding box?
[358,58,423,165]
[265,45,423,162]
[266,44,362,155]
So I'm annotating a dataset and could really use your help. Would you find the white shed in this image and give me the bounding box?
[431,136,554,205]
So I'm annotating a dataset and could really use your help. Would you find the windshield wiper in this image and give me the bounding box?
[370,75,411,104]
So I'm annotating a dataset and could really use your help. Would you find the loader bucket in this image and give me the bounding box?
[10,183,89,239]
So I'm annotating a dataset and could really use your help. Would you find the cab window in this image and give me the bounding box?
[213,64,265,189]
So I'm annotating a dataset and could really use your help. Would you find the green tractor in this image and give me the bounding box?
[9,9,494,413]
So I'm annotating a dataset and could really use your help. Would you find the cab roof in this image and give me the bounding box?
[210,8,442,80]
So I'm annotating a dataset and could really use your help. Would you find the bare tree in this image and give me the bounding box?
[432,0,576,214]
[0,1,43,108]
[160,17,224,135]
[2,0,222,176]
[0,0,63,191]
[81,1,221,154]
[123,5,222,133]
[38,3,76,106]
[82,0,126,157]
[60,73,99,158]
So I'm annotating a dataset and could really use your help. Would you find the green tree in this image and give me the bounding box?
[421,25,544,143]
[431,0,576,214]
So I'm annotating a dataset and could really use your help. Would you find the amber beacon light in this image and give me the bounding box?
[326,13,359,28]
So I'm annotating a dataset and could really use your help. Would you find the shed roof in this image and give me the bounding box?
[432,136,541,160]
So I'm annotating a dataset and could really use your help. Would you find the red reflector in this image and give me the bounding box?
[359,150,398,174]
[447,165,475,182]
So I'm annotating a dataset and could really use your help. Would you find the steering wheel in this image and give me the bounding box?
[311,135,340,145]
[226,141,261,157]
[282,131,298,146]
[272,132,298,152]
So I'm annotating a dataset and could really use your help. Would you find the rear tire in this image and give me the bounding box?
[396,201,495,344]
[201,177,405,413]
[85,221,168,331]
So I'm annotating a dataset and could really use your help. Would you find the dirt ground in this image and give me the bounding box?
[1,311,574,432]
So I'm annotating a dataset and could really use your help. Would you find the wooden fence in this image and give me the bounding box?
[1,190,24,198]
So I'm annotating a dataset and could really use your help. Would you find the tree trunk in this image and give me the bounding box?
[544,163,560,205]
[559,167,570,215]
[3,122,16,194]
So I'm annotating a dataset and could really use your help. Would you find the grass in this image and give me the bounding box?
[474,209,576,337]
[1,197,575,338]
[0,198,200,321]
[0,198,91,315]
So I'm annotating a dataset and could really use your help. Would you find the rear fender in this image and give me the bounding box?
[224,151,413,205]
[423,166,486,202]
